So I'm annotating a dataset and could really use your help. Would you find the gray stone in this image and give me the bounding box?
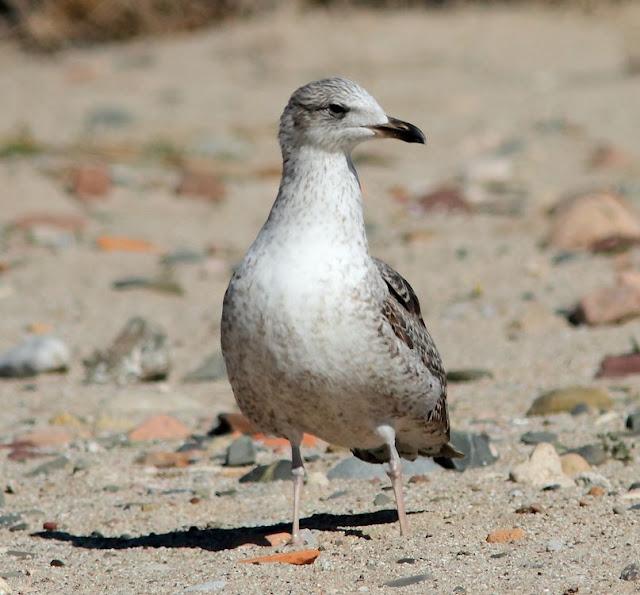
[0,336,70,378]
[225,436,256,467]
[25,456,70,477]
[567,444,607,466]
[521,431,558,445]
[183,352,227,383]
[239,460,291,483]
[327,456,437,480]
[620,563,640,581]
[112,275,183,295]
[373,493,392,506]
[184,579,227,592]
[0,513,21,527]
[446,369,493,383]
[434,431,497,471]
[84,317,170,385]
[161,249,205,267]
[546,539,564,552]
[575,472,611,490]
[384,574,432,588]
[613,505,626,515]
[626,412,640,434]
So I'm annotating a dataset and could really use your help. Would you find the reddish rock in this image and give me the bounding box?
[588,144,633,170]
[12,213,87,233]
[43,521,58,531]
[486,528,526,544]
[70,164,111,199]
[573,272,640,325]
[128,415,191,442]
[588,486,606,497]
[596,352,640,378]
[18,427,73,447]
[176,169,225,202]
[254,432,320,450]
[548,191,640,251]
[417,186,472,214]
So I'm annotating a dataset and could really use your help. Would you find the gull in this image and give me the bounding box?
[221,77,461,543]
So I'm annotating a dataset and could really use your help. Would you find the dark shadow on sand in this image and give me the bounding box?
[33,509,419,552]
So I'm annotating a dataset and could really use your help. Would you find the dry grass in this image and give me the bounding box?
[0,0,633,50]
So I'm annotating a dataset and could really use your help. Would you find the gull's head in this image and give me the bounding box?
[279,77,425,154]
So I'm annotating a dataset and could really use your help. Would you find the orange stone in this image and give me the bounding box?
[588,486,606,497]
[264,532,291,547]
[96,235,160,254]
[486,528,526,544]
[128,415,191,442]
[240,549,320,565]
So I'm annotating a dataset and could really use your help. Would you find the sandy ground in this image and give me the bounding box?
[1,4,640,594]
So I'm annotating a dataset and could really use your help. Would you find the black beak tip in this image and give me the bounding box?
[383,117,426,145]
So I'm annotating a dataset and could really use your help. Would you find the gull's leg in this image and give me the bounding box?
[378,425,409,537]
[290,440,305,545]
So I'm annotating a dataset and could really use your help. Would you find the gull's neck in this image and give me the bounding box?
[261,144,368,253]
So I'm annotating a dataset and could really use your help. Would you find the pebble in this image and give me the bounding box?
[510,443,574,488]
[446,368,493,382]
[225,436,256,467]
[613,505,626,515]
[307,471,329,487]
[566,444,607,466]
[239,460,292,483]
[574,472,611,490]
[548,191,640,251]
[83,317,170,384]
[486,528,526,543]
[112,274,184,295]
[0,513,22,528]
[546,539,564,552]
[373,493,392,506]
[526,386,613,416]
[328,455,437,480]
[620,563,640,582]
[25,456,70,477]
[176,169,225,203]
[0,336,70,378]
[417,186,472,214]
[383,574,432,588]
[69,163,111,200]
[515,503,544,514]
[50,559,65,567]
[574,273,640,326]
[521,431,558,445]
[129,415,191,442]
[560,453,591,477]
[183,352,227,382]
[17,427,73,448]
[138,450,198,468]
[42,521,58,531]
[434,430,497,471]
[597,353,640,378]
[626,412,640,434]
[184,580,227,592]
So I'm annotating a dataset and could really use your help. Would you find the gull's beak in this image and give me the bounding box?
[368,116,426,144]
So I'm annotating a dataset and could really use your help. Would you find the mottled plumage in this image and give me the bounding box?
[221,77,459,541]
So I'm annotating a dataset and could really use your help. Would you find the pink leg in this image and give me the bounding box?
[290,442,305,545]
[378,425,409,537]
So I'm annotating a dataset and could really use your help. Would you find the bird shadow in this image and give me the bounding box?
[33,510,417,552]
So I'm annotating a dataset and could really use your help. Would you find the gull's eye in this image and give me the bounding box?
[328,103,349,118]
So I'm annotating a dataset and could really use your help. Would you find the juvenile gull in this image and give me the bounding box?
[221,77,461,542]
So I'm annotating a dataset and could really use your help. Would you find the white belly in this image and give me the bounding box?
[221,239,391,446]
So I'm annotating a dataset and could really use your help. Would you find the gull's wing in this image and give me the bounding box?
[359,258,463,461]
